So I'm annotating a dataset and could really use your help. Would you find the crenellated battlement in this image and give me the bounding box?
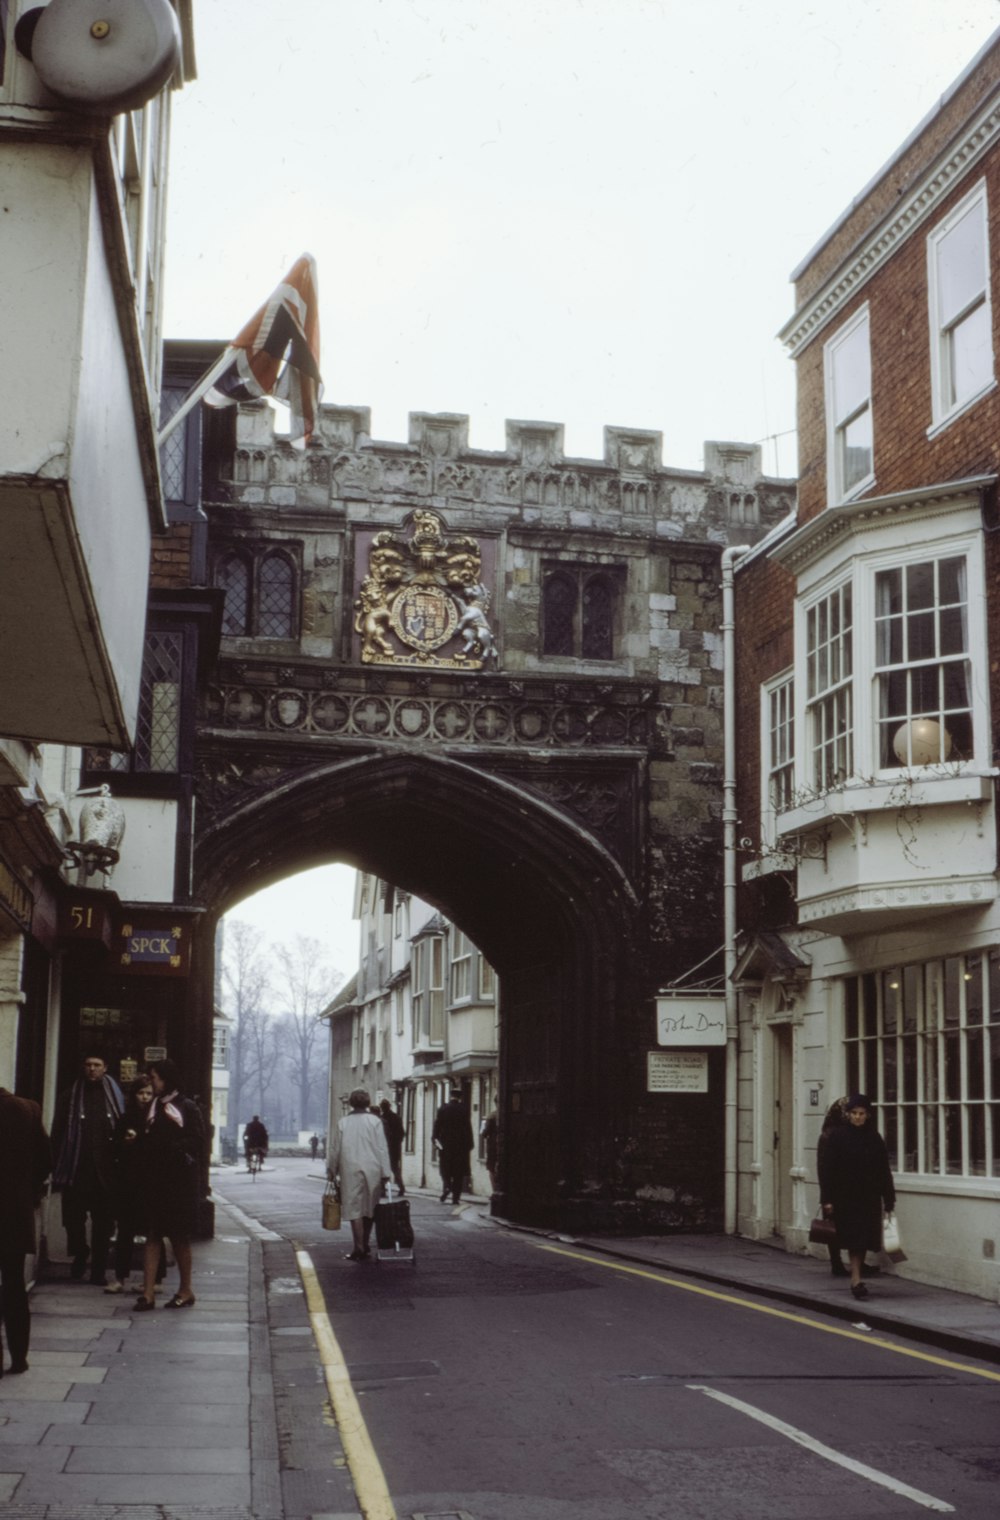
[223,402,791,547]
[235,400,770,481]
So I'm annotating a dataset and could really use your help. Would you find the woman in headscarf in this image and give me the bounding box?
[328,1089,391,1261]
[818,1093,895,1300]
[134,1059,204,1310]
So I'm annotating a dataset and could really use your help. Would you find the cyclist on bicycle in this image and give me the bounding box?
[243,1115,269,1172]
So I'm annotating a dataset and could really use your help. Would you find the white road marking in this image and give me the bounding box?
[687,1384,954,1512]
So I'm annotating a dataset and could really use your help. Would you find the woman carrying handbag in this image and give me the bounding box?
[818,1093,896,1301]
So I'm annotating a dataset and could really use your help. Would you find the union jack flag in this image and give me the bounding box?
[205,254,322,447]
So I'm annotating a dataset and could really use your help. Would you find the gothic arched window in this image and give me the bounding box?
[582,574,614,660]
[216,553,250,637]
[257,552,295,639]
[543,572,576,655]
[542,564,621,660]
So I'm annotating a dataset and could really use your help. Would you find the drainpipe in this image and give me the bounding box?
[722,544,751,1234]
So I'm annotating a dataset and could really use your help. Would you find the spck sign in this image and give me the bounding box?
[119,921,190,977]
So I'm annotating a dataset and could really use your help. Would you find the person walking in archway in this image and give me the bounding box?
[433,1087,474,1205]
[379,1098,405,1194]
[328,1089,391,1261]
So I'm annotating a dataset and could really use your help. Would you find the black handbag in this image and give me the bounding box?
[808,1211,838,1247]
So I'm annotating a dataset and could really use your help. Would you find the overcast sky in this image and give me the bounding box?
[170,1,1000,962]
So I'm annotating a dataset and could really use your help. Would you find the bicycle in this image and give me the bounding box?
[247,1146,266,1178]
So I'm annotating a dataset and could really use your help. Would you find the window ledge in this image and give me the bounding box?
[926,377,997,440]
[895,1173,1000,1201]
[777,769,996,835]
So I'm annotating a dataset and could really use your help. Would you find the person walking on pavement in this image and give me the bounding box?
[0,1087,51,1374]
[134,1059,205,1311]
[818,1092,896,1301]
[379,1098,405,1194]
[328,1088,392,1262]
[816,1096,849,1277]
[432,1087,474,1204]
[481,1098,499,1193]
[51,1052,124,1285]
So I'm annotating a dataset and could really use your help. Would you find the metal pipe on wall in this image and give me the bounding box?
[722,544,750,1234]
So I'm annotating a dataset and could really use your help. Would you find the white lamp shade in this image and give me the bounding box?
[892,718,952,766]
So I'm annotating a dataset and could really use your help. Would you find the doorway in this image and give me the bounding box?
[771,1022,794,1237]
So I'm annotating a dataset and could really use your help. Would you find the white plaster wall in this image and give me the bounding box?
[108,799,178,903]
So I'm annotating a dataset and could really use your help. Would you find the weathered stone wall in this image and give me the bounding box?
[197,402,796,1229]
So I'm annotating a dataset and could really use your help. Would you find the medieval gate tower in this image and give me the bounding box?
[187,400,792,1230]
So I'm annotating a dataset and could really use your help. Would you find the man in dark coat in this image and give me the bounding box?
[50,1052,124,1285]
[379,1098,405,1194]
[0,1089,51,1374]
[432,1088,474,1204]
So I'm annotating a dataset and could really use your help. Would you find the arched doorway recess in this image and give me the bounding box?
[196,751,642,1227]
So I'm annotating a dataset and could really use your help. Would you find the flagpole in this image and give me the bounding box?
[157,347,236,449]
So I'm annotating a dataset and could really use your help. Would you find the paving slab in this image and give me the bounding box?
[11,1471,253,1505]
[65,1446,250,1475]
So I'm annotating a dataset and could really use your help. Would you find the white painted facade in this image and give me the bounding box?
[327,872,499,1199]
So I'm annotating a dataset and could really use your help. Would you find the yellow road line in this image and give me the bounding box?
[528,1241,1000,1383]
[296,1249,397,1520]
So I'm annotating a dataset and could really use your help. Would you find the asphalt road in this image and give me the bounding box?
[219,1157,1000,1520]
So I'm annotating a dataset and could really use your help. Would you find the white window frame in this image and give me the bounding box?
[824,304,874,504]
[801,578,854,793]
[761,669,795,844]
[844,949,1000,1181]
[788,523,988,807]
[451,929,473,1004]
[927,179,995,434]
[412,935,445,1049]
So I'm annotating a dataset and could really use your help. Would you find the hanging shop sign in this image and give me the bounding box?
[647,1050,709,1093]
[118,916,191,977]
[656,992,727,1047]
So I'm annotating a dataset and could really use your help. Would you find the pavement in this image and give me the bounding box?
[2,1174,997,1520]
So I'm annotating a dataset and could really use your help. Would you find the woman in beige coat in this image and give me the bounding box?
[328,1089,391,1261]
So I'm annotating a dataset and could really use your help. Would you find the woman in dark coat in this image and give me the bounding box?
[818,1092,895,1301]
[134,1059,204,1311]
[815,1097,848,1276]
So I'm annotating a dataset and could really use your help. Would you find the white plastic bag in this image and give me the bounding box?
[883,1212,906,1263]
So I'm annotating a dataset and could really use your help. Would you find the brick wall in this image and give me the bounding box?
[149,524,194,588]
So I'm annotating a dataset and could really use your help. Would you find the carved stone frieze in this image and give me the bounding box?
[201,679,654,750]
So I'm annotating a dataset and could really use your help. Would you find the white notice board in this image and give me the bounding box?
[656,995,726,1046]
[647,1050,708,1093]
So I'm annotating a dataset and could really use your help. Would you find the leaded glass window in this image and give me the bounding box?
[134,631,183,772]
[258,553,295,638]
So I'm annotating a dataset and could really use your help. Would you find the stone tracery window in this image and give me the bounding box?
[542,565,619,659]
[213,546,298,640]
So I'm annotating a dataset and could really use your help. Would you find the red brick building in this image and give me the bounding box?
[732,29,1000,1298]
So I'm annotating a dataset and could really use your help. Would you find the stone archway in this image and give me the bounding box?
[195,750,642,1226]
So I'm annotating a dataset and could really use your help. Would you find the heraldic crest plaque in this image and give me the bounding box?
[353,511,499,669]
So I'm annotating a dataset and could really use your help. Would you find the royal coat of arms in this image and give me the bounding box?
[353,511,499,669]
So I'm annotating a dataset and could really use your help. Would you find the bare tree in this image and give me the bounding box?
[221,920,281,1134]
[274,936,342,1132]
